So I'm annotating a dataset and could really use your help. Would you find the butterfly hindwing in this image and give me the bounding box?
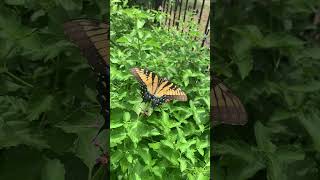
[211,77,247,125]
[131,67,187,107]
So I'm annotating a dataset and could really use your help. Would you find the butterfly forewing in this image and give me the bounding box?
[154,79,169,96]
[63,19,109,74]
[63,19,110,134]
[211,77,247,125]
[152,74,159,94]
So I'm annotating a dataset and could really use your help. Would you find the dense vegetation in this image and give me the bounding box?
[0,1,107,180]
[110,1,210,179]
[2,0,319,179]
[212,0,320,180]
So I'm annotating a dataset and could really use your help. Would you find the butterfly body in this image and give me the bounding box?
[64,19,110,176]
[141,88,167,108]
[131,68,187,108]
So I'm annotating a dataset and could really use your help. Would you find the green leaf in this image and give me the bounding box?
[5,0,26,6]
[260,33,304,49]
[137,147,152,165]
[57,0,82,11]
[286,81,320,92]
[41,159,65,180]
[148,142,161,150]
[137,20,145,29]
[299,112,320,152]
[30,10,46,22]
[230,25,263,43]
[178,157,187,172]
[123,111,131,122]
[185,149,196,164]
[26,94,54,121]
[110,128,127,147]
[151,165,165,177]
[266,154,287,180]
[270,109,297,122]
[232,37,253,79]
[157,146,179,166]
[196,138,209,156]
[254,121,276,153]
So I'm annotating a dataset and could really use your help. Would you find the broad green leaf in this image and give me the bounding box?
[266,154,287,180]
[270,109,297,122]
[230,25,263,43]
[137,147,152,165]
[286,81,320,92]
[41,159,65,180]
[178,157,187,172]
[232,37,253,79]
[136,20,145,29]
[110,128,127,147]
[254,121,276,153]
[27,94,54,121]
[5,0,26,5]
[299,112,320,152]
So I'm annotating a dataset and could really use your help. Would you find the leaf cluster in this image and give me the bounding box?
[213,0,320,180]
[0,0,108,180]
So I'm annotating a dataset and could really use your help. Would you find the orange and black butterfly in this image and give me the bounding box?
[131,67,187,108]
[211,77,247,125]
[63,19,109,132]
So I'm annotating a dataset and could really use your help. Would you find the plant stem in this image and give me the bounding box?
[5,71,33,88]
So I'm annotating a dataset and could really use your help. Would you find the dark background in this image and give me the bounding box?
[0,1,107,180]
[212,0,320,180]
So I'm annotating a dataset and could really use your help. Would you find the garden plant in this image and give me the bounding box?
[110,1,210,179]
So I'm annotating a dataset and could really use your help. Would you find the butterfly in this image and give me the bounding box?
[131,67,187,108]
[211,77,247,125]
[63,19,109,135]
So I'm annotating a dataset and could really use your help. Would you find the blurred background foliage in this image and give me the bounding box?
[0,0,107,180]
[212,0,320,180]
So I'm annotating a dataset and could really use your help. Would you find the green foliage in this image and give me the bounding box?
[110,1,210,179]
[0,0,107,180]
[213,0,320,179]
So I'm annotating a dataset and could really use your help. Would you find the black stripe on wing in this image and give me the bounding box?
[211,77,247,125]
[63,19,109,75]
